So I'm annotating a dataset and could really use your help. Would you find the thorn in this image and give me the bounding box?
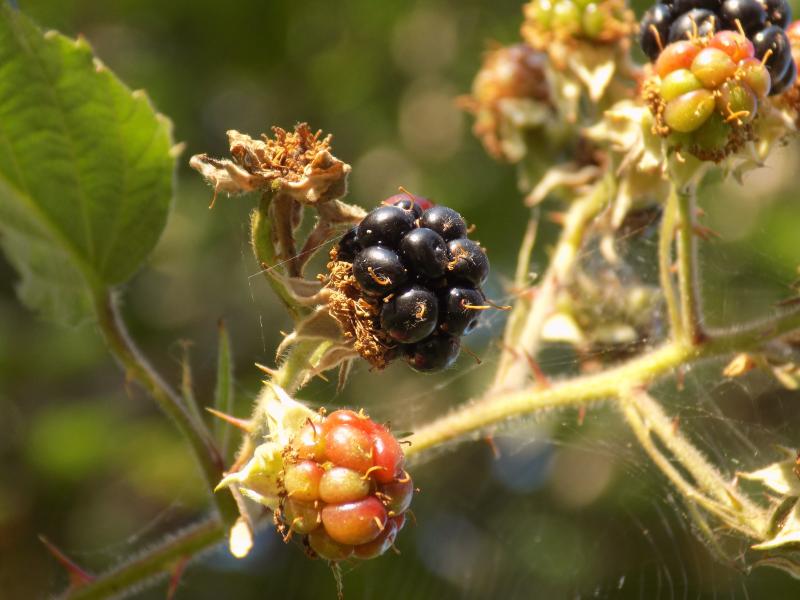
[205,407,253,433]
[671,415,681,435]
[166,555,190,600]
[547,211,566,225]
[39,536,95,588]
[255,362,279,377]
[693,224,720,241]
[484,434,501,459]
[577,405,586,426]
[522,350,551,388]
[462,345,483,365]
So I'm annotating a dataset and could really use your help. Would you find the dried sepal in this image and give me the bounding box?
[216,384,322,511]
[753,498,800,551]
[190,124,351,206]
[323,249,396,370]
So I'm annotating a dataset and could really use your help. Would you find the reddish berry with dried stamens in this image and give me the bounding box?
[283,460,324,502]
[279,408,414,561]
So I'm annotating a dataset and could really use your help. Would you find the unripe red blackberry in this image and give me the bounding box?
[638,0,795,95]
[643,30,774,160]
[326,194,496,372]
[277,409,414,561]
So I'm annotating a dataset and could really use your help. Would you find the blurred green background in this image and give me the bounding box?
[3,0,800,598]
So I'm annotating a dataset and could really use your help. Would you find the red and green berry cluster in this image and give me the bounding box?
[335,194,490,373]
[279,409,413,561]
[524,0,632,44]
[640,0,796,95]
[646,31,772,154]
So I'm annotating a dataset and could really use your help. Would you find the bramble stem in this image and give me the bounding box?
[620,388,766,539]
[675,184,705,345]
[489,175,613,393]
[405,303,800,458]
[93,291,239,526]
[60,518,223,600]
[659,187,682,338]
[250,192,309,320]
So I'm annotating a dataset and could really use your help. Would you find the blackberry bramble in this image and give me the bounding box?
[326,193,496,372]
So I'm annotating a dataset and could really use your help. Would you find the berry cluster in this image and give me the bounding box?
[278,409,413,561]
[330,194,490,373]
[640,0,796,95]
[524,0,632,45]
[644,30,773,158]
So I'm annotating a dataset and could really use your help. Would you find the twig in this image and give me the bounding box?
[659,187,682,338]
[675,184,706,345]
[490,174,613,393]
[93,291,238,526]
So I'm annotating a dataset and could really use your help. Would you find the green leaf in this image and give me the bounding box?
[214,319,235,456]
[0,6,174,323]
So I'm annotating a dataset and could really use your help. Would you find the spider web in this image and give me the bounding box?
[181,142,800,600]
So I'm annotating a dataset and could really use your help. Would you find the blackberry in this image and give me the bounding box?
[380,285,439,343]
[353,246,408,296]
[330,195,494,372]
[405,333,461,372]
[419,206,468,241]
[641,3,674,60]
[279,410,414,561]
[356,205,415,247]
[638,0,797,95]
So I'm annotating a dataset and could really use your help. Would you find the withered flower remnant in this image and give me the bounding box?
[189,123,350,207]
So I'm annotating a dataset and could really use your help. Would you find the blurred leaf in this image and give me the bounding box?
[0,6,174,324]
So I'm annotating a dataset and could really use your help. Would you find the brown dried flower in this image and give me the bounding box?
[190,123,350,207]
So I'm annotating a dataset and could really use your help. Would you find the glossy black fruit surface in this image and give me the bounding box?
[720,0,767,34]
[353,246,408,296]
[640,3,674,60]
[356,205,415,248]
[419,206,468,241]
[380,285,439,343]
[765,0,792,28]
[668,8,717,42]
[399,228,449,279]
[446,238,490,286]
[441,287,485,336]
[337,227,361,262]
[405,334,461,372]
[753,26,794,86]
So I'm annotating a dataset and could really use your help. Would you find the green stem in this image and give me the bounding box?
[250,192,308,320]
[405,302,800,458]
[60,518,223,600]
[93,291,238,526]
[620,388,766,539]
[659,187,682,338]
[675,184,705,345]
[71,299,800,600]
[490,175,613,393]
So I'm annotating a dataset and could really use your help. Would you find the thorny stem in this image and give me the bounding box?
[620,388,766,539]
[59,518,223,600]
[93,291,239,527]
[489,174,614,393]
[405,302,800,458]
[675,184,706,345]
[659,187,682,339]
[71,294,800,599]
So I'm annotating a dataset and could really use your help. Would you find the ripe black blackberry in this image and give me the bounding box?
[327,194,493,372]
[639,0,796,94]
